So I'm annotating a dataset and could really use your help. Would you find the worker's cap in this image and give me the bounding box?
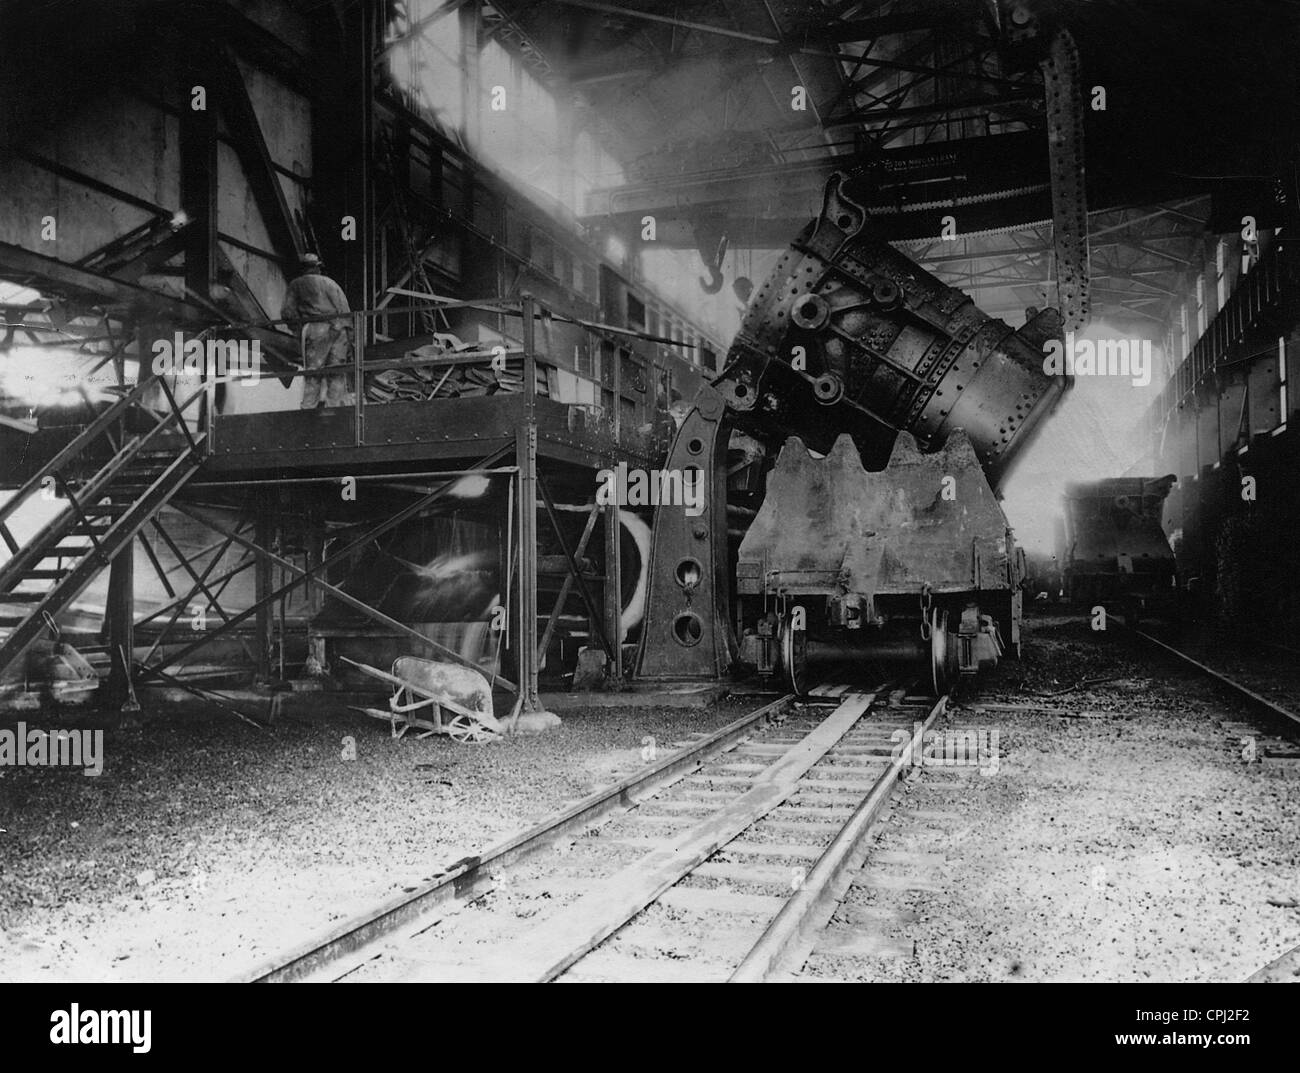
[299,252,322,268]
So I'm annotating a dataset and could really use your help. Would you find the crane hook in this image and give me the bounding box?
[699,263,724,294]
[696,231,729,294]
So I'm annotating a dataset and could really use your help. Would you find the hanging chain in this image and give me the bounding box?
[919,584,933,640]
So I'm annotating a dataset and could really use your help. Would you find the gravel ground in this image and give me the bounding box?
[814,611,1300,982]
[5,612,1294,983]
[0,692,754,982]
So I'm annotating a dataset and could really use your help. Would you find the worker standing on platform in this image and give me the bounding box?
[281,252,353,409]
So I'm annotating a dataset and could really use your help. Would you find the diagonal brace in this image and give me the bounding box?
[169,502,518,692]
[536,500,602,662]
[537,477,615,663]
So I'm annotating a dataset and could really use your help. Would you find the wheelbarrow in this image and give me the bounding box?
[341,655,503,744]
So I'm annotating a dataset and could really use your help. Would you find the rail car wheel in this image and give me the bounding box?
[780,617,809,695]
[929,608,957,696]
[447,713,495,744]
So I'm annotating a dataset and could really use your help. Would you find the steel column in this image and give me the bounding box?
[603,497,623,683]
[254,502,273,683]
[180,53,219,301]
[104,539,135,708]
[508,292,540,707]
[516,425,540,710]
[460,0,483,149]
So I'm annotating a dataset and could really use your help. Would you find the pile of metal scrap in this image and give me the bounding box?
[365,331,549,403]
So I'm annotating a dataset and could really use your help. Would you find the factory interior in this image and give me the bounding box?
[1,0,1298,996]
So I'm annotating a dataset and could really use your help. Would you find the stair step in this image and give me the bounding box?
[46,543,93,556]
[0,459,195,670]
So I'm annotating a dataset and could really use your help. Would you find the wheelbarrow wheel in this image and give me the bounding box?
[447,713,495,744]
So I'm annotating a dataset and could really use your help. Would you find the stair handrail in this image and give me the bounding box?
[0,378,208,598]
[0,374,208,530]
[0,375,158,528]
[0,430,211,679]
[41,381,209,526]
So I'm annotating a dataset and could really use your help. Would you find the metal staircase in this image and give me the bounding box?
[0,376,207,679]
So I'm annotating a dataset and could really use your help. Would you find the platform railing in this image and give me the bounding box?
[200,290,697,451]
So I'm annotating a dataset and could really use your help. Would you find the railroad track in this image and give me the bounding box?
[236,683,948,984]
[1128,627,1300,741]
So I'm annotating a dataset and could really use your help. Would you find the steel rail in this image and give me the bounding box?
[1130,628,1300,735]
[233,693,793,983]
[729,693,949,982]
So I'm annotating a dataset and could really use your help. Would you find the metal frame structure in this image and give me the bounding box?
[1,282,646,716]
[4,0,1293,709]
[0,0,1075,711]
